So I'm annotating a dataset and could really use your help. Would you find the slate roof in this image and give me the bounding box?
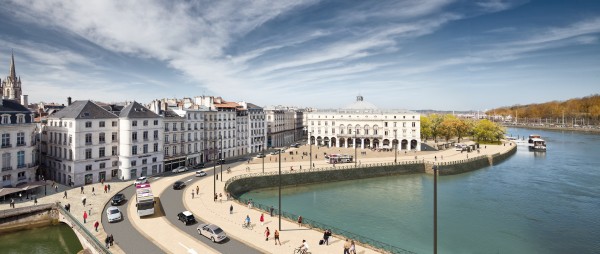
[119,101,160,118]
[163,109,184,119]
[0,99,30,113]
[246,103,263,110]
[48,100,118,119]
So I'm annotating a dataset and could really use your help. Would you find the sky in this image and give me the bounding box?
[0,0,599,111]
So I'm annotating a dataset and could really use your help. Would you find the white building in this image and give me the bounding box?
[238,102,266,153]
[306,96,421,151]
[1,99,38,188]
[265,106,303,147]
[118,101,164,181]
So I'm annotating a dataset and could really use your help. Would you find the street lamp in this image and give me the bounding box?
[220,134,223,182]
[433,163,438,254]
[213,140,216,202]
[309,131,313,170]
[278,148,282,231]
[354,130,358,168]
[262,148,265,173]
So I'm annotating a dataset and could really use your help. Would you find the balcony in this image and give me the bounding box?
[2,166,12,172]
[1,143,11,148]
[17,142,26,147]
[143,138,149,142]
[85,142,92,145]
[165,128,170,132]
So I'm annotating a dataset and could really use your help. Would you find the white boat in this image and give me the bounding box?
[528,134,547,151]
[506,136,528,145]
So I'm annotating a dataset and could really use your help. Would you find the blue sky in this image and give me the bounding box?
[0,0,599,111]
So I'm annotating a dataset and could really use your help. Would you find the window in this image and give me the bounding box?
[132,132,138,142]
[165,135,169,143]
[17,151,25,168]
[112,161,119,167]
[152,157,157,163]
[1,115,10,124]
[132,121,138,127]
[16,132,25,146]
[403,122,406,127]
[143,120,148,126]
[112,146,118,156]
[85,121,92,128]
[86,165,92,171]
[154,143,158,152]
[412,122,416,127]
[154,120,158,125]
[132,145,138,155]
[99,147,105,157]
[143,131,148,141]
[385,122,388,127]
[2,152,10,169]
[131,160,137,166]
[142,159,147,165]
[85,149,92,159]
[100,162,106,169]
[173,146,177,155]
[112,121,117,127]
[143,144,148,154]
[99,121,105,127]
[85,133,92,145]
[99,133,105,143]
[164,147,169,156]
[154,130,158,140]
[17,115,24,123]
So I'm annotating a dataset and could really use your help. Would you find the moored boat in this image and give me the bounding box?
[528,134,547,151]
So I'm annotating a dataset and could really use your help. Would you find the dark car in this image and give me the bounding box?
[178,211,196,225]
[192,163,205,169]
[111,193,126,205]
[173,181,186,190]
[216,159,225,165]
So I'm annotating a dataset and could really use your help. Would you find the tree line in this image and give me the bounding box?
[421,114,505,143]
[486,94,600,125]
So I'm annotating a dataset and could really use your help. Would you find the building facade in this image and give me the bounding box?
[238,102,266,153]
[306,96,421,151]
[0,99,38,187]
[265,106,302,147]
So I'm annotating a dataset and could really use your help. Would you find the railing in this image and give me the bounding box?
[17,142,26,147]
[236,196,417,254]
[2,166,12,171]
[57,203,112,254]
[1,143,12,148]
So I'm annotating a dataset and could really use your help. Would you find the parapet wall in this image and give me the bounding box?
[0,204,58,234]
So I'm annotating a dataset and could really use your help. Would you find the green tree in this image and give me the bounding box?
[429,114,444,142]
[473,119,505,143]
[455,118,473,143]
[438,115,457,142]
[420,115,432,140]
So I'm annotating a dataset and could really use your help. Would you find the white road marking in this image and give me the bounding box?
[178,242,198,254]
[186,179,193,182]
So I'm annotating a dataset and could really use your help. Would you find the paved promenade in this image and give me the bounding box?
[185,141,514,254]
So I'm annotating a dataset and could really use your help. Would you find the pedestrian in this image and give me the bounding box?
[19,192,22,201]
[34,196,38,205]
[80,186,84,194]
[350,240,356,254]
[10,198,14,208]
[270,206,274,217]
[63,190,68,199]
[92,187,95,196]
[230,204,233,214]
[249,200,253,209]
[435,156,437,161]
[94,221,99,232]
[260,213,265,226]
[323,229,331,245]
[297,215,303,227]
[89,207,92,216]
[105,235,110,248]
[109,234,114,246]
[265,227,270,241]
[104,185,108,193]
[83,211,88,223]
[219,193,222,202]
[108,184,111,192]
[67,203,71,212]
[191,191,195,199]
[274,229,281,245]
[55,185,58,192]
[343,239,351,254]
[196,186,199,195]
[216,174,218,180]
[82,197,86,206]
[214,193,217,202]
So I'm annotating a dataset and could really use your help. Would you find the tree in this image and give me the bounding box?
[429,114,444,142]
[438,115,457,142]
[455,118,473,143]
[420,115,432,140]
[473,119,505,143]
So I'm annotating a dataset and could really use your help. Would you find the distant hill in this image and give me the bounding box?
[486,94,600,124]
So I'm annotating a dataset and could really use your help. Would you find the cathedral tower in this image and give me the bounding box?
[1,52,23,101]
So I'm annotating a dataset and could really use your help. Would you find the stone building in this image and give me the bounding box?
[306,96,421,151]
[238,102,266,153]
[265,106,302,147]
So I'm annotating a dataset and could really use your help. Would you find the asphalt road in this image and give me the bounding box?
[101,183,164,254]
[161,160,262,254]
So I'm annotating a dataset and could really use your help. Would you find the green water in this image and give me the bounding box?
[0,223,83,254]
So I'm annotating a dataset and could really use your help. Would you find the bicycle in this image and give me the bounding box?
[242,222,254,230]
[293,247,311,254]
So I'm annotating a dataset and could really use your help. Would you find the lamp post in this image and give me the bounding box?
[309,131,313,170]
[278,148,282,231]
[213,140,216,202]
[354,131,357,168]
[220,134,223,182]
[433,163,438,254]
[262,148,265,173]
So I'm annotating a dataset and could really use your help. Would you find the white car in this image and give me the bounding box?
[195,170,207,177]
[172,166,188,173]
[106,206,122,223]
[197,224,227,243]
[134,176,149,185]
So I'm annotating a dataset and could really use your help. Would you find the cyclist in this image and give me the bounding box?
[244,215,251,227]
[297,239,309,253]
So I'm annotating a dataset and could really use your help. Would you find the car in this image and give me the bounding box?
[173,181,186,190]
[192,163,205,169]
[172,166,188,173]
[216,159,225,165]
[256,153,265,158]
[134,176,149,185]
[270,151,279,155]
[197,223,227,243]
[106,206,122,223]
[290,143,300,148]
[111,193,126,205]
[195,170,207,177]
[177,211,196,225]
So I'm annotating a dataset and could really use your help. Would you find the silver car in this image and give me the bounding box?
[197,224,227,243]
[172,166,188,173]
[106,206,122,223]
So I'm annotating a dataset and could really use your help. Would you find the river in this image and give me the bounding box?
[241,128,600,254]
[0,223,83,254]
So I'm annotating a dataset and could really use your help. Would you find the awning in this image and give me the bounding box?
[19,181,48,191]
[0,187,21,197]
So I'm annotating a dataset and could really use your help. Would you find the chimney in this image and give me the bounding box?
[154,100,161,115]
[67,97,72,106]
[20,94,28,107]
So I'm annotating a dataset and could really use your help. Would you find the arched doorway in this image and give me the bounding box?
[347,138,352,147]
[392,139,399,150]
[401,139,408,150]
[364,138,371,149]
[382,139,390,148]
[310,136,315,145]
[331,137,337,147]
[373,139,380,148]
[411,139,418,150]
[317,136,323,146]
[324,137,330,147]
[354,138,360,148]
[339,138,345,147]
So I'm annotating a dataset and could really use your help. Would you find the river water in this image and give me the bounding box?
[0,223,83,254]
[241,128,600,254]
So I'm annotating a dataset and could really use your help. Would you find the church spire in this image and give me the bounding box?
[9,50,16,79]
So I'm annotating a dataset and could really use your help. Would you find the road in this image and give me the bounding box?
[161,160,262,254]
[101,183,163,254]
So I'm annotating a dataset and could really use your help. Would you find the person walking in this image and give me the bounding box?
[94,221,99,232]
[63,190,68,199]
[105,235,110,248]
[104,185,108,193]
[323,229,331,245]
[265,227,270,241]
[297,215,303,227]
[66,203,71,212]
[196,186,199,195]
[109,234,114,246]
[343,239,351,254]
[92,187,95,196]
[270,206,274,217]
[229,204,233,214]
[10,198,14,208]
[33,196,38,205]
[83,211,88,223]
[108,184,111,192]
[80,186,84,194]
[82,197,86,206]
[260,213,265,226]
[274,229,281,245]
[55,185,58,192]
[191,191,195,199]
[350,240,356,254]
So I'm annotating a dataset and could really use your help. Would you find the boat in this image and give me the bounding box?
[528,134,547,151]
[505,136,528,145]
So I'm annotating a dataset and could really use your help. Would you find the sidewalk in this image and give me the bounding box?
[0,181,129,254]
[185,142,512,254]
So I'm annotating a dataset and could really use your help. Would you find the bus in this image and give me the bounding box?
[326,154,354,164]
[135,183,155,217]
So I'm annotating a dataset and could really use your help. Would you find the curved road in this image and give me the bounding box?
[101,158,260,254]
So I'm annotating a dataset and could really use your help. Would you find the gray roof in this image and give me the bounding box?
[49,100,118,119]
[0,99,30,113]
[119,101,160,118]
[246,103,263,110]
[163,109,184,119]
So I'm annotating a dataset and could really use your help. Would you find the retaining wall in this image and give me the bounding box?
[0,204,58,234]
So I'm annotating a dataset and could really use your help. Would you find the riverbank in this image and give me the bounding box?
[503,123,600,134]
